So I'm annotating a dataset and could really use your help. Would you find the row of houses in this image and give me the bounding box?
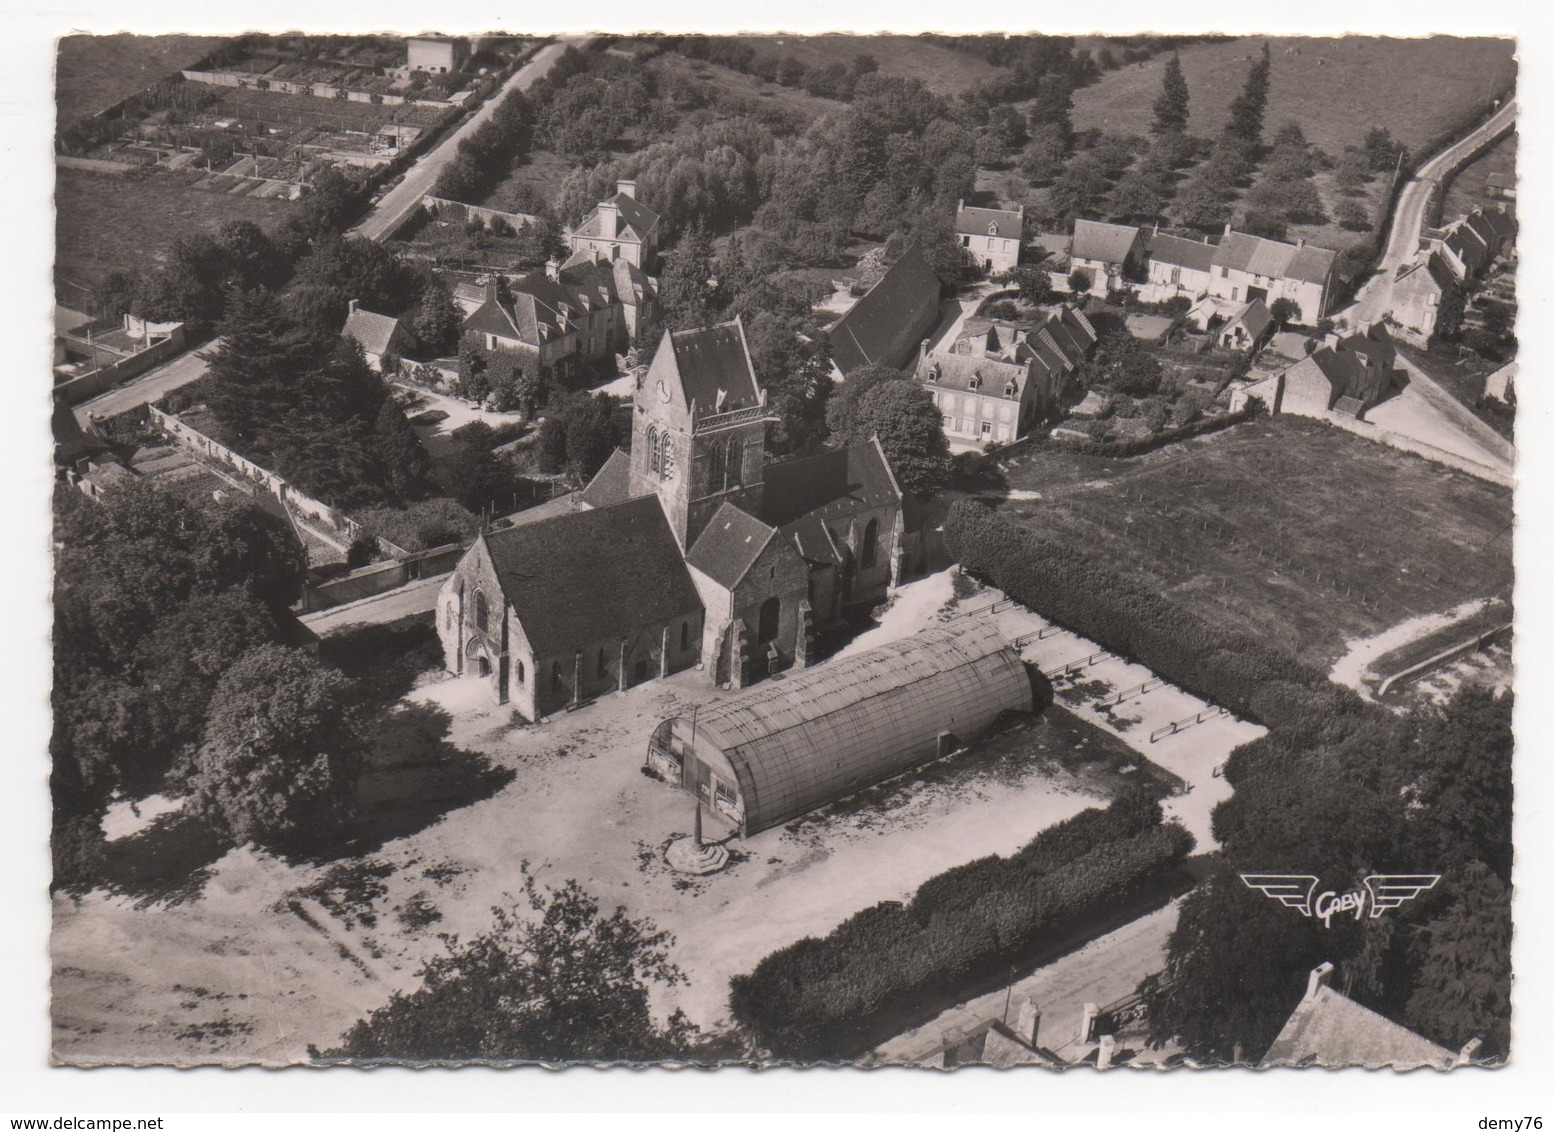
[1064,219,1339,326]
[1390,205,1517,344]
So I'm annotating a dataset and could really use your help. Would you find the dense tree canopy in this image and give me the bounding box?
[1152,53,1190,135]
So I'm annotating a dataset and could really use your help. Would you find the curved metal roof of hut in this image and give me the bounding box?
[686,621,1032,834]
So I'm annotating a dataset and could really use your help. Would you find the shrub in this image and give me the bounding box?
[729,796,1190,1058]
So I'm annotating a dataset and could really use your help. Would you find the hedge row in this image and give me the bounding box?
[1056,407,1254,458]
[943,500,1377,749]
[729,796,1192,1059]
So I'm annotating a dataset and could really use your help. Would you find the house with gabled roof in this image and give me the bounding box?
[1262,963,1478,1069]
[955,200,1025,274]
[1264,323,1398,420]
[436,315,906,714]
[913,303,1097,448]
[1070,219,1146,297]
[568,179,662,270]
[828,245,945,377]
[1206,228,1337,326]
[1390,251,1458,344]
[342,300,413,373]
[1144,230,1218,299]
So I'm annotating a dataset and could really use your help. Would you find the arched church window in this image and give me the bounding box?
[647,425,660,474]
[726,434,743,487]
[707,439,726,488]
[861,518,880,570]
[473,590,489,633]
[659,431,674,480]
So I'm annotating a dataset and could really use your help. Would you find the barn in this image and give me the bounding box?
[644,622,1034,836]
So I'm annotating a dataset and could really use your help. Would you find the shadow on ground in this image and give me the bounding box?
[320,614,443,708]
[339,700,516,858]
[96,812,229,909]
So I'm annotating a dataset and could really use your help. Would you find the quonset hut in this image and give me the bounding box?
[645,622,1033,836]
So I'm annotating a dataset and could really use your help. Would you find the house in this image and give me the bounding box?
[1069,219,1146,297]
[407,35,469,74]
[955,201,1025,274]
[1262,963,1479,1069]
[1264,323,1398,420]
[1206,229,1337,325]
[914,303,1097,448]
[1484,171,1515,201]
[1390,251,1457,344]
[342,301,414,373]
[828,246,944,377]
[568,180,661,270]
[436,316,905,714]
[1144,230,1218,299]
[461,258,659,381]
[1214,297,1273,352]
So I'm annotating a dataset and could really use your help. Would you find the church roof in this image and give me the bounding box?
[481,495,700,658]
[762,437,901,530]
[685,502,779,589]
[828,246,943,376]
[658,318,762,414]
[578,449,639,508]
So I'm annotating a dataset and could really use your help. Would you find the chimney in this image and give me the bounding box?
[1305,961,1335,1002]
[1097,1034,1116,1070]
[348,298,360,315]
[1223,221,1234,238]
[616,178,636,199]
[599,199,619,240]
[1014,999,1042,1048]
[545,257,560,281]
[1078,1001,1099,1045]
[1296,236,1306,249]
[1455,1038,1483,1066]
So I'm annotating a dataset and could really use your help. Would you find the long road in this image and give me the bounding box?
[350,37,591,244]
[1342,98,1517,330]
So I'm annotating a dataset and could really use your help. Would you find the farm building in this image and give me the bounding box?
[828,245,944,376]
[1070,219,1147,298]
[643,622,1034,836]
[407,35,469,74]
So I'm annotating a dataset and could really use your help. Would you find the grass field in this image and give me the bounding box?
[55,167,297,300]
[56,34,230,128]
[729,35,1004,97]
[1443,131,1517,221]
[992,418,1513,667]
[1071,36,1517,157]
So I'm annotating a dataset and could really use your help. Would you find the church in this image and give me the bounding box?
[436,316,907,719]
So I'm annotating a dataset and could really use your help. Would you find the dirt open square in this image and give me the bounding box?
[51,573,1169,1065]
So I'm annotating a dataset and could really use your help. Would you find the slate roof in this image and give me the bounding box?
[1477,206,1517,244]
[1212,231,1337,285]
[685,502,779,589]
[578,448,639,508]
[920,351,1028,396]
[1225,297,1272,340]
[1339,323,1396,373]
[342,307,404,357]
[829,246,944,375]
[1396,251,1455,294]
[1445,225,1489,274]
[481,494,700,658]
[574,191,661,242]
[1071,219,1143,265]
[1147,232,1218,274]
[1263,982,1457,1069]
[955,203,1023,239]
[762,437,901,530]
[660,319,762,413]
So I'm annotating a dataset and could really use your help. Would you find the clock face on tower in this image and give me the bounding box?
[657,379,671,404]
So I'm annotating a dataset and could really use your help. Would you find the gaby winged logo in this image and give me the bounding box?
[1239,874,1440,929]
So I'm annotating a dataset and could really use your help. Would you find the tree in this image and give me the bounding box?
[850,381,950,497]
[1108,167,1171,224]
[1335,149,1373,194]
[744,311,834,457]
[561,392,623,483]
[1363,127,1407,175]
[327,869,697,1062]
[1027,70,1074,156]
[1269,297,1300,329]
[1224,43,1272,147]
[1151,53,1190,135]
[1434,284,1467,342]
[658,222,718,331]
[184,645,363,854]
[1337,199,1372,232]
[1012,263,1054,306]
[374,400,431,502]
[298,164,360,241]
[412,278,462,358]
[355,498,480,552]
[1176,175,1232,233]
[1067,267,1094,295]
[435,446,519,515]
[825,363,907,442]
[1402,864,1512,1058]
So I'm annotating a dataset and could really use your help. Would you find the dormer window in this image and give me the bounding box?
[968,374,982,391]
[1004,382,1018,399]
[926,366,939,384]
[988,221,999,237]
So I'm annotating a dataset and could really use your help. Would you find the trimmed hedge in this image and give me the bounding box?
[729,796,1192,1059]
[1056,407,1253,457]
[943,500,1378,749]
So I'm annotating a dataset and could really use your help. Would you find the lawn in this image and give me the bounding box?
[56,34,230,127]
[51,575,1149,1064]
[55,166,298,300]
[1442,130,1517,221]
[727,34,1005,97]
[1071,36,1517,157]
[993,418,1514,667]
